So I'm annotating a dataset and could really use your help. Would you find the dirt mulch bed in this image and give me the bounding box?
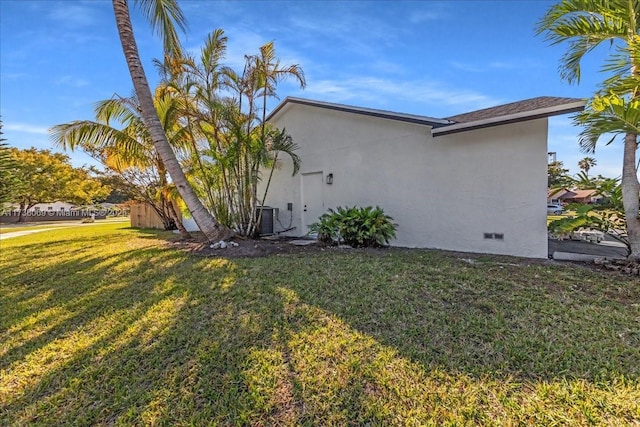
[169,234,363,259]
[167,233,639,276]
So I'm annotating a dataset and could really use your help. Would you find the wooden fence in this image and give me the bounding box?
[130,203,181,230]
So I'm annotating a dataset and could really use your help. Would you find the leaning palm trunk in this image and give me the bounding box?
[622,132,640,259]
[166,199,191,239]
[112,0,230,242]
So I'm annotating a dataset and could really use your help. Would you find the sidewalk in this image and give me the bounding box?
[548,237,628,258]
[0,218,129,240]
[0,228,59,240]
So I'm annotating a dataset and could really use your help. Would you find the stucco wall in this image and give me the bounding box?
[262,103,549,258]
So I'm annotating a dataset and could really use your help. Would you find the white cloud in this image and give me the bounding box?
[48,2,100,28]
[0,72,29,80]
[408,10,445,24]
[451,59,539,73]
[4,123,49,135]
[450,61,485,73]
[303,75,501,113]
[55,76,90,88]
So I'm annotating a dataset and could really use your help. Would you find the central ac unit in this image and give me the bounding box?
[256,207,278,235]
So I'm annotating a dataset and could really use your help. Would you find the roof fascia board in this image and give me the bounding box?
[432,100,586,137]
[267,97,450,127]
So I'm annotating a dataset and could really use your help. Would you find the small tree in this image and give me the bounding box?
[548,160,572,188]
[549,176,630,254]
[0,120,22,205]
[6,148,110,222]
[573,170,597,189]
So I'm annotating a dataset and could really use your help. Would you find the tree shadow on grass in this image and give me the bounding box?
[273,250,640,380]
[2,230,639,425]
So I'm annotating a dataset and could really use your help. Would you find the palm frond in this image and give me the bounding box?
[94,97,140,127]
[135,0,187,57]
[201,28,228,74]
[49,120,151,170]
[536,0,636,84]
[265,128,301,175]
[574,93,640,152]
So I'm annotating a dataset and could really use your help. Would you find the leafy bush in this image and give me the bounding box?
[548,203,630,256]
[309,205,397,247]
[308,210,341,244]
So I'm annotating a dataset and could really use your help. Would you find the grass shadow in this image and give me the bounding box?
[2,225,639,425]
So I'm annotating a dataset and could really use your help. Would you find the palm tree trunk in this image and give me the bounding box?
[112,0,230,242]
[622,132,640,259]
[167,200,192,239]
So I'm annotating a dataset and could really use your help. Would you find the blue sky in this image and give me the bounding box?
[0,0,630,178]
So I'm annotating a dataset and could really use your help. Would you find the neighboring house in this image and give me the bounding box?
[261,96,585,258]
[559,189,601,204]
[7,201,77,212]
[548,187,571,204]
[548,188,601,204]
[0,201,106,223]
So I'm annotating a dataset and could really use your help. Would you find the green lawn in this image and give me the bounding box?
[1,223,639,425]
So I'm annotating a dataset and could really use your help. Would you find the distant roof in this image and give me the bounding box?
[559,189,598,199]
[549,188,599,200]
[548,188,571,199]
[267,96,586,136]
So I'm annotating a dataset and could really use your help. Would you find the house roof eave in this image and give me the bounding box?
[267,97,450,127]
[431,100,586,137]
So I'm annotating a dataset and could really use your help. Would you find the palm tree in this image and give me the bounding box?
[157,34,304,237]
[250,41,306,138]
[156,29,235,220]
[537,0,640,260]
[578,156,597,176]
[50,93,192,238]
[111,0,230,241]
[241,41,306,235]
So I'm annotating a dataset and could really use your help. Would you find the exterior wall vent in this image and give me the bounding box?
[484,232,504,240]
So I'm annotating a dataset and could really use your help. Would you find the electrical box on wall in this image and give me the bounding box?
[287,202,293,211]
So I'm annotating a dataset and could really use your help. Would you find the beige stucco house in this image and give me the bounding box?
[261,96,585,258]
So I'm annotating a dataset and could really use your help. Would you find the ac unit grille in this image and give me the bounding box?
[256,207,278,235]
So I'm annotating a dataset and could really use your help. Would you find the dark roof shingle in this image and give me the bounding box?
[445,96,584,124]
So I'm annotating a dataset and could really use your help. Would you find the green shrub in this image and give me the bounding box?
[308,210,341,244]
[309,205,397,247]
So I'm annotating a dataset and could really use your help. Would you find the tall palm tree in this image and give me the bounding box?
[156,29,234,217]
[240,42,305,235]
[158,33,304,237]
[537,0,640,259]
[250,41,306,138]
[112,0,230,241]
[578,156,597,176]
